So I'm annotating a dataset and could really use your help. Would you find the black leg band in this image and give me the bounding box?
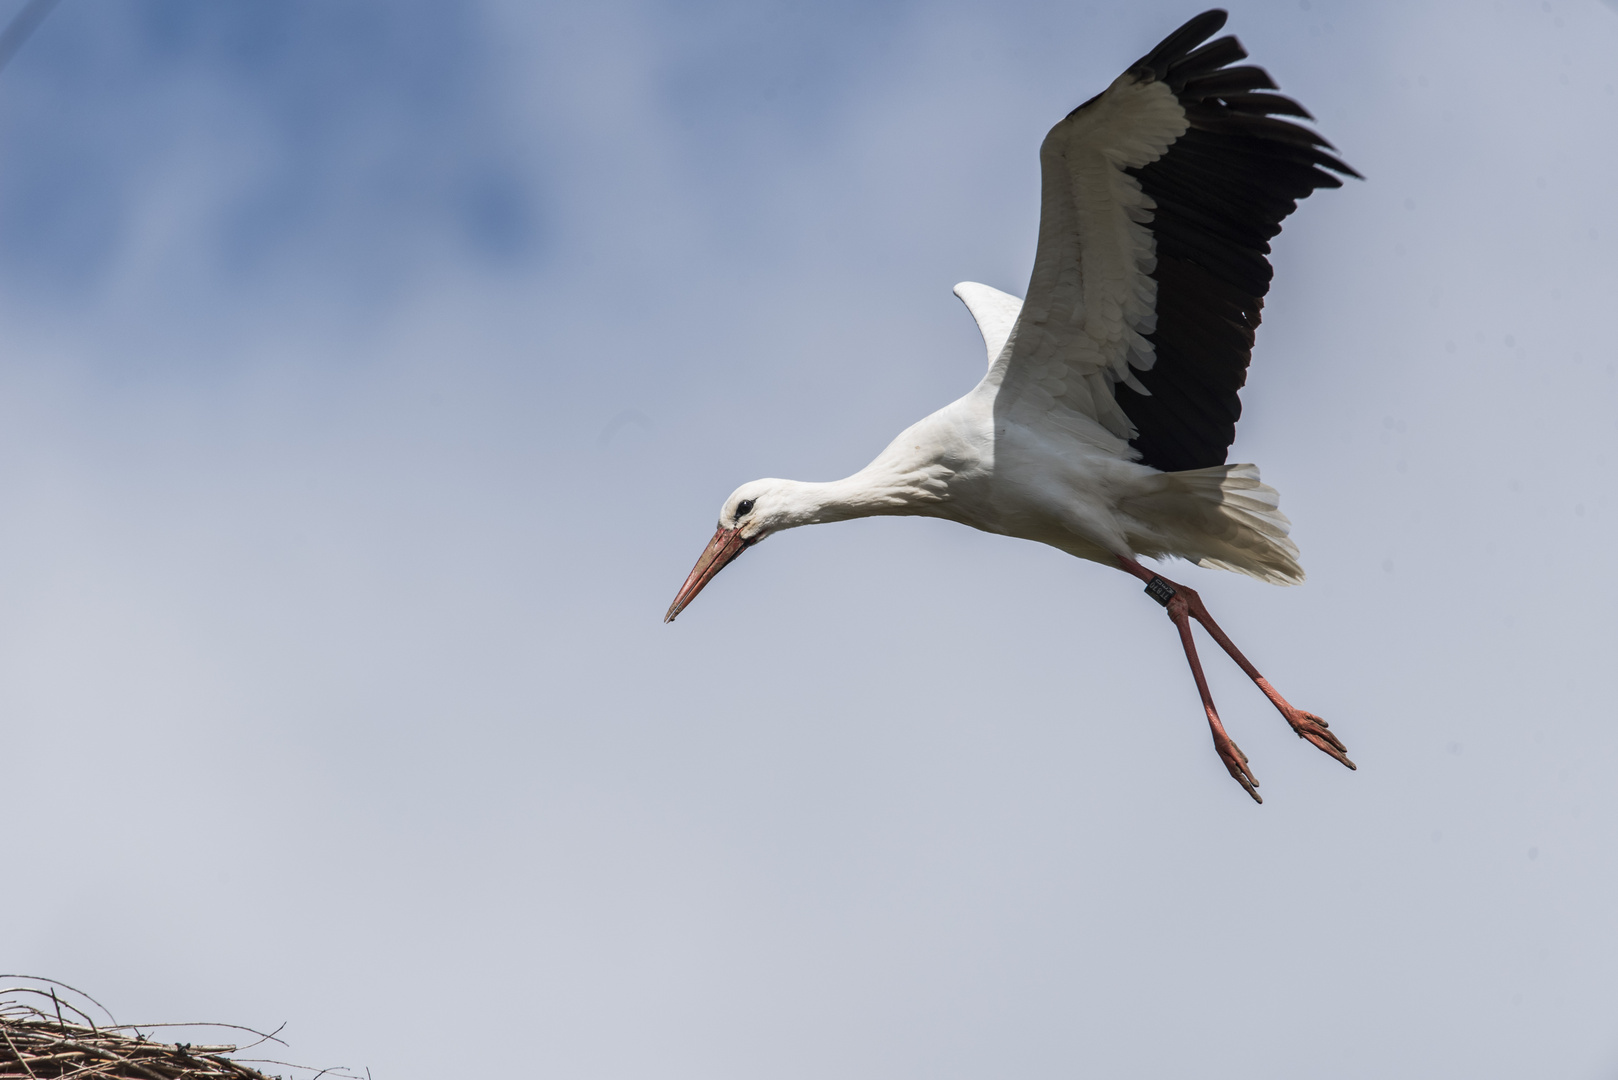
[1144,576,1176,607]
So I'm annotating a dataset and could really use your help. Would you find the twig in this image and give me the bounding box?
[0,983,341,1080]
[0,1025,39,1080]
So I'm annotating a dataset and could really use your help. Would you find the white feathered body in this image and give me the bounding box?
[776,366,1303,586]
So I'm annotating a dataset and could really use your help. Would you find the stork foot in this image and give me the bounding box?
[1212,727,1262,804]
[1273,698,1356,771]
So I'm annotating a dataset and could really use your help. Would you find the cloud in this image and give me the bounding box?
[0,0,542,325]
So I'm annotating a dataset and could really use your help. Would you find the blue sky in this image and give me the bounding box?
[4,2,1618,1078]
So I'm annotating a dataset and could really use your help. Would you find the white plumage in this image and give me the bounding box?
[666,9,1359,803]
[951,280,1303,585]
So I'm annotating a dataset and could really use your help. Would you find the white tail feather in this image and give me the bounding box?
[1120,464,1303,585]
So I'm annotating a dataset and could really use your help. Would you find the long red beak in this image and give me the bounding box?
[664,526,751,623]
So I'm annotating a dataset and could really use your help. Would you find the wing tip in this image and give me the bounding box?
[953,282,1024,368]
[1137,9,1230,76]
[953,280,1019,304]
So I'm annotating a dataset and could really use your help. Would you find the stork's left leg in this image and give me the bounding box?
[1119,558,1356,772]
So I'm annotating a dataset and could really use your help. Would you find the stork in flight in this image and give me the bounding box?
[664,10,1359,803]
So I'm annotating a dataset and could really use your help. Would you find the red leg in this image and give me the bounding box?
[1163,585,1262,803]
[1119,558,1356,772]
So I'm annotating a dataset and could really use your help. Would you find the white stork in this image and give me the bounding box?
[664,10,1359,803]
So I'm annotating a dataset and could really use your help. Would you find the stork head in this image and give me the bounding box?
[663,479,798,622]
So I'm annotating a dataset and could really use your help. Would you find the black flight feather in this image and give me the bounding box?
[1110,10,1357,472]
[1135,9,1228,78]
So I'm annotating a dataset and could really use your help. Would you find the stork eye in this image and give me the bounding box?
[736,499,755,517]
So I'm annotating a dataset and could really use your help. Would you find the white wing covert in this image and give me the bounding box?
[992,68,1188,445]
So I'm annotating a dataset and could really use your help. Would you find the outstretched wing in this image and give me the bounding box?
[993,9,1358,471]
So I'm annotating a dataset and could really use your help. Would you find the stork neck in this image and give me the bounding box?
[782,461,943,526]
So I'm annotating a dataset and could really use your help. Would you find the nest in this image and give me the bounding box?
[0,979,361,1080]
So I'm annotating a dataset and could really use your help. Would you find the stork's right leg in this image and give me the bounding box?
[1162,586,1262,803]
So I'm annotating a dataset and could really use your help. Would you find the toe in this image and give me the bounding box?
[1216,740,1262,803]
[1291,710,1351,760]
